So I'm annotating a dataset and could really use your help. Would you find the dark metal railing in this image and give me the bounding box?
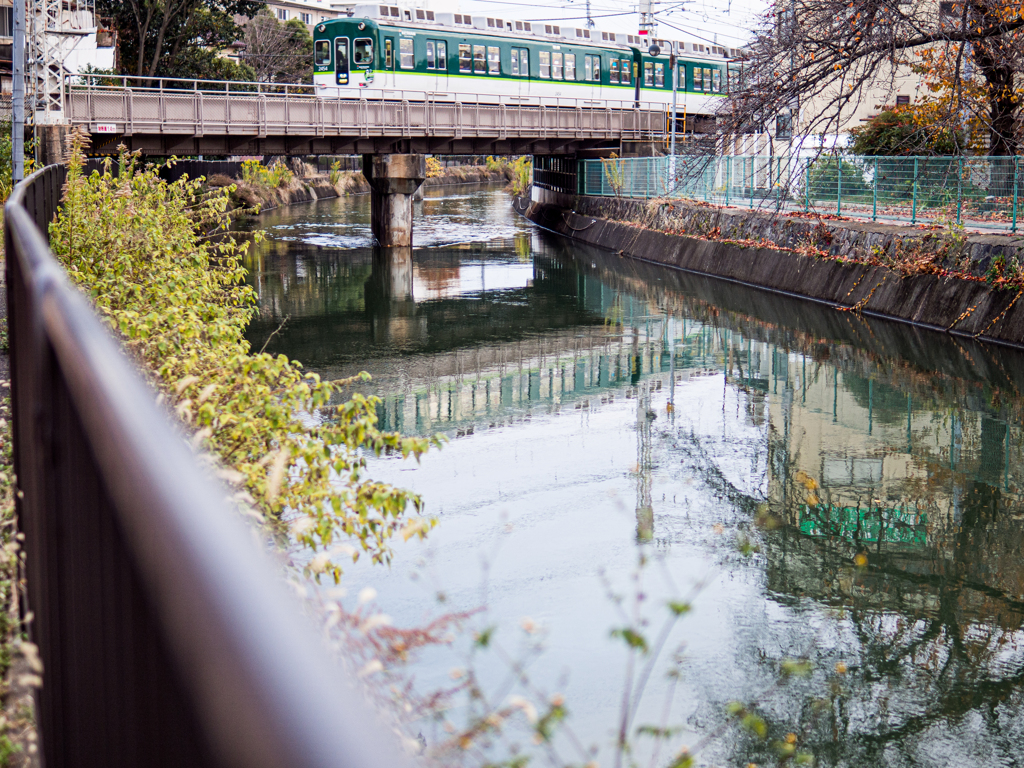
[4,165,413,767]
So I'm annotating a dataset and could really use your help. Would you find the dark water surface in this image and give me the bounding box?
[245,186,1024,768]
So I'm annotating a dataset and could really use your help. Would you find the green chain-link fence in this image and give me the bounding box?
[579,155,1023,232]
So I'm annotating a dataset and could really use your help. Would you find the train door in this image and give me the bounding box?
[334,37,349,87]
[383,37,395,87]
[425,39,448,91]
[510,46,529,98]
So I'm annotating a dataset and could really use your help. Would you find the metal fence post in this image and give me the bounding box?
[725,156,731,206]
[956,156,963,226]
[1013,156,1019,234]
[872,157,878,221]
[805,160,810,213]
[837,157,842,216]
[912,157,919,224]
[749,157,754,209]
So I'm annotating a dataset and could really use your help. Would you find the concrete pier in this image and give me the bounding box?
[363,154,426,247]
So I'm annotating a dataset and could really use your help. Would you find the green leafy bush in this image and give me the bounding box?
[508,156,532,197]
[50,144,441,581]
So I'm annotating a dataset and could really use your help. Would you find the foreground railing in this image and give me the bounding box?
[4,165,412,766]
[580,154,1024,232]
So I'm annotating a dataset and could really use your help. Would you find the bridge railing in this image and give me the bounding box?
[4,165,414,766]
[580,154,1024,232]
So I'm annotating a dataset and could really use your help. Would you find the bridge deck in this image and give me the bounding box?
[67,78,666,156]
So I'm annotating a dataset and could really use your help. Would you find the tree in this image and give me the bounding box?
[848,107,965,156]
[241,9,314,83]
[722,0,1024,157]
[98,0,263,79]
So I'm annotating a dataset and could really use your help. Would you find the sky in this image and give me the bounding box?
[432,0,771,49]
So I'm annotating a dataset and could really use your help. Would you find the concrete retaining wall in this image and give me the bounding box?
[521,197,1024,349]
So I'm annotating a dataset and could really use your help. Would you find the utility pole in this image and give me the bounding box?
[669,41,678,192]
[13,0,25,183]
[638,0,655,37]
[586,0,594,28]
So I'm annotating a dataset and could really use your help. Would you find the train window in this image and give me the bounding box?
[609,58,619,84]
[511,47,520,76]
[712,69,721,92]
[655,62,664,87]
[552,52,562,80]
[353,39,373,69]
[564,53,575,80]
[703,68,713,92]
[620,59,631,84]
[539,51,550,78]
[678,64,685,90]
[692,66,701,91]
[473,45,487,74]
[426,40,436,69]
[488,46,501,74]
[399,38,414,68]
[643,61,653,86]
[459,44,471,72]
[385,39,393,69]
[315,40,331,67]
[519,49,529,76]
[583,55,592,81]
[437,42,447,70]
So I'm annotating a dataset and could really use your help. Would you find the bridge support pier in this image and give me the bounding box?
[362,154,426,247]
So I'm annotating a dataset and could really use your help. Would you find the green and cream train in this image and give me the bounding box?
[312,5,742,121]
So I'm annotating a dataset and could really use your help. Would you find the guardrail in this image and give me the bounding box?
[66,74,664,143]
[4,165,413,766]
[580,154,1024,232]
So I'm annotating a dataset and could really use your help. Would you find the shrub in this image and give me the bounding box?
[508,156,532,197]
[50,143,442,582]
[426,156,443,178]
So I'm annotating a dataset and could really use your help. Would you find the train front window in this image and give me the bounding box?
[315,40,331,67]
[353,38,373,69]
[620,59,631,84]
[399,38,413,68]
[488,46,500,75]
[552,52,562,80]
[564,53,575,80]
[655,62,664,87]
[437,42,447,70]
[539,51,550,78]
[643,61,653,86]
[473,45,487,74]
[335,38,349,84]
[609,58,619,84]
[459,44,471,72]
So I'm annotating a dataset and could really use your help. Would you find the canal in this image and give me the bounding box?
[245,184,1024,768]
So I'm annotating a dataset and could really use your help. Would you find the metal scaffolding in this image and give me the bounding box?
[26,0,96,123]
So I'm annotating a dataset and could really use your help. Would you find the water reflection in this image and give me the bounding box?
[244,189,1024,767]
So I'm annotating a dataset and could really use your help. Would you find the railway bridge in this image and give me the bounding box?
[56,75,662,247]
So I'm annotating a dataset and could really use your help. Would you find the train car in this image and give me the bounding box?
[311,4,737,124]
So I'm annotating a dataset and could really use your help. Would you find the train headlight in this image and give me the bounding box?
[358,22,366,29]
[317,24,325,32]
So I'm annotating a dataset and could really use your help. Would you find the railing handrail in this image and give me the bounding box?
[5,165,414,767]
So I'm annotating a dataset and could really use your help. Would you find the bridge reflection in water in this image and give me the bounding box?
[244,190,1024,767]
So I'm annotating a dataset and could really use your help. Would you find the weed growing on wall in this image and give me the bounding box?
[50,142,441,582]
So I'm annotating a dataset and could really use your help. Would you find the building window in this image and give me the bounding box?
[459,43,471,73]
[552,52,563,80]
[300,12,311,24]
[399,38,413,68]
[488,46,501,75]
[0,7,11,36]
[564,53,575,81]
[896,94,910,105]
[277,8,288,20]
[775,112,793,139]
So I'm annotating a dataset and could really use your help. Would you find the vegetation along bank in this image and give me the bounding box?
[210,156,528,213]
[521,194,1024,348]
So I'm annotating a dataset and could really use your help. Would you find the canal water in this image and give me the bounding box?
[245,185,1024,768]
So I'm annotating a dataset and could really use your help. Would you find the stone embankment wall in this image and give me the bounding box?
[212,166,510,214]
[521,195,1024,348]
